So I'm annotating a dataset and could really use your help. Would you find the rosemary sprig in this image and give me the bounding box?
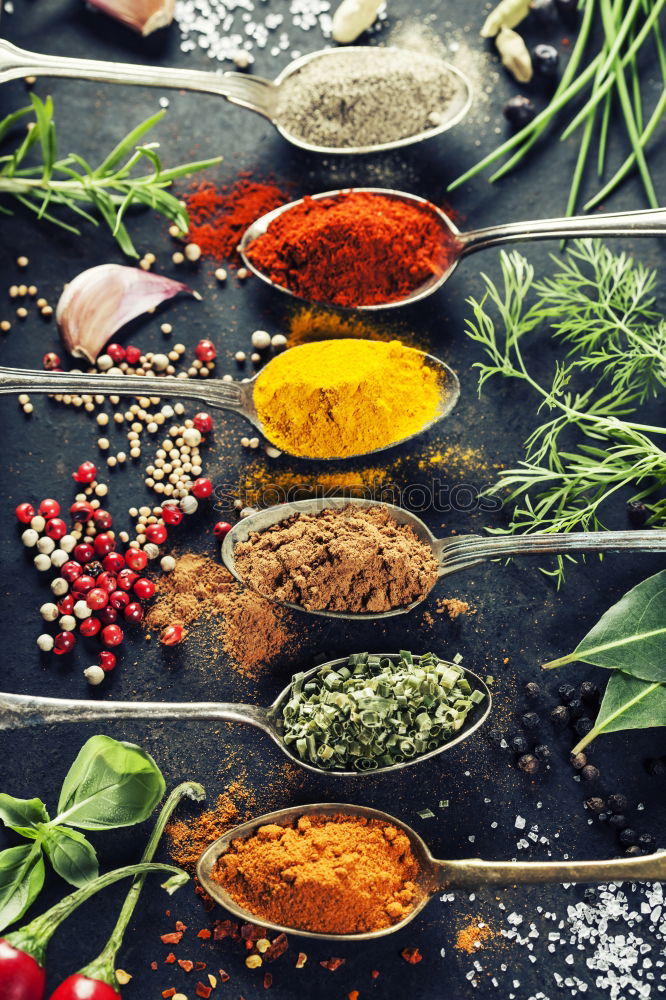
[465,239,666,584]
[448,0,665,214]
[0,94,221,256]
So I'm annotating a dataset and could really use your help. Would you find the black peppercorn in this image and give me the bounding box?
[608,813,628,830]
[625,845,642,856]
[524,681,541,699]
[488,728,507,746]
[579,681,599,704]
[570,751,587,770]
[574,717,594,737]
[581,764,600,781]
[626,499,649,526]
[645,757,666,776]
[510,733,530,754]
[550,705,570,726]
[567,698,585,720]
[517,754,540,774]
[522,711,540,730]
[532,43,560,77]
[503,95,536,129]
[558,683,576,703]
[86,560,104,578]
[618,828,638,846]
[534,744,552,761]
[585,797,606,813]
[638,833,656,852]
[607,793,628,813]
[583,887,596,901]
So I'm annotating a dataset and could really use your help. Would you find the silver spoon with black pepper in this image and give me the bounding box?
[238,189,666,309]
[222,497,666,620]
[0,655,491,777]
[0,342,460,461]
[197,801,666,942]
[0,40,472,156]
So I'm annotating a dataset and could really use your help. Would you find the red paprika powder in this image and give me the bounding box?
[244,190,458,307]
[183,175,287,263]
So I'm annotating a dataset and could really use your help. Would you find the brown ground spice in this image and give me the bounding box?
[455,919,494,953]
[167,782,255,869]
[145,553,299,678]
[233,504,439,613]
[436,597,472,619]
[212,813,422,934]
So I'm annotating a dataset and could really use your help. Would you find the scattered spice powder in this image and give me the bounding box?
[145,552,299,678]
[182,176,288,264]
[234,504,439,613]
[167,782,255,869]
[213,813,422,934]
[455,918,494,953]
[436,597,472,619]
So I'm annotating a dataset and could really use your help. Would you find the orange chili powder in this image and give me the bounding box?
[455,919,494,953]
[183,175,287,263]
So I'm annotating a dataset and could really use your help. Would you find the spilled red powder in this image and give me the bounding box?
[183,174,288,264]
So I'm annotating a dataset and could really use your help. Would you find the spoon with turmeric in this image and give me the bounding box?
[197,801,666,942]
[238,189,666,309]
[0,655,491,777]
[0,339,460,461]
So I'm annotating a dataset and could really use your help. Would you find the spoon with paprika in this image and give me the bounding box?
[0,656,491,777]
[238,189,666,309]
[221,497,666,619]
[0,342,460,461]
[196,801,666,942]
[0,40,472,155]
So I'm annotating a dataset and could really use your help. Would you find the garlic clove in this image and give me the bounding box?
[86,0,175,36]
[57,264,197,362]
[496,26,533,83]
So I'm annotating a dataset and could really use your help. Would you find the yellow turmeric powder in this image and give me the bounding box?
[253,339,442,459]
[212,813,422,934]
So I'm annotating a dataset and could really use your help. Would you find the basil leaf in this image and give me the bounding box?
[56,735,165,831]
[0,844,45,932]
[543,569,666,682]
[42,827,99,887]
[0,794,49,838]
[573,672,666,753]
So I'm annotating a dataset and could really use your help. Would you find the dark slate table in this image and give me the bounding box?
[1,2,665,999]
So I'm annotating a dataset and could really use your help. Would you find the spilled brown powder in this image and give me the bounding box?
[167,782,254,869]
[146,553,299,678]
[234,504,439,613]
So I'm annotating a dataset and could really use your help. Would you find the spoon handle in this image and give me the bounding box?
[437,530,666,576]
[0,39,275,118]
[0,365,244,412]
[0,691,270,732]
[458,207,666,255]
[436,852,666,887]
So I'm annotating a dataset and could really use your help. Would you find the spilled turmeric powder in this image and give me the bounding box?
[253,339,443,458]
[212,813,423,934]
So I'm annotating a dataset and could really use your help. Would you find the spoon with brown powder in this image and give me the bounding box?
[0,655,491,777]
[223,498,666,620]
[197,801,666,942]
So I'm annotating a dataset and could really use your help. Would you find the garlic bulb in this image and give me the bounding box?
[496,26,533,83]
[332,0,385,44]
[57,264,197,362]
[86,0,175,36]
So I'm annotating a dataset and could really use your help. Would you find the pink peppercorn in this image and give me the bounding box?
[145,523,167,544]
[191,478,212,499]
[15,503,35,523]
[72,461,97,484]
[133,578,155,600]
[39,499,60,518]
[53,632,75,654]
[193,412,213,434]
[101,624,124,647]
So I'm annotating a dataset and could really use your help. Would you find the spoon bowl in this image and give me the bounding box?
[0,41,472,156]
[239,191,666,309]
[0,342,460,461]
[0,655,491,777]
[197,800,666,941]
[223,497,666,619]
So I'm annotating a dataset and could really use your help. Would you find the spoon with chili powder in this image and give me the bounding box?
[0,655,491,777]
[239,190,666,309]
[196,801,666,942]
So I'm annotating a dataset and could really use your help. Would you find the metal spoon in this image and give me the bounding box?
[0,345,459,461]
[0,40,472,156]
[238,189,666,309]
[223,497,666,620]
[197,801,666,941]
[0,655,490,777]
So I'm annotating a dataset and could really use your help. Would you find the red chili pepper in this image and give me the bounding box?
[45,782,202,1000]
[0,937,45,1000]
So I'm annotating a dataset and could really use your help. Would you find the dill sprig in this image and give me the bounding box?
[465,239,666,584]
[0,93,221,256]
[449,0,665,214]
